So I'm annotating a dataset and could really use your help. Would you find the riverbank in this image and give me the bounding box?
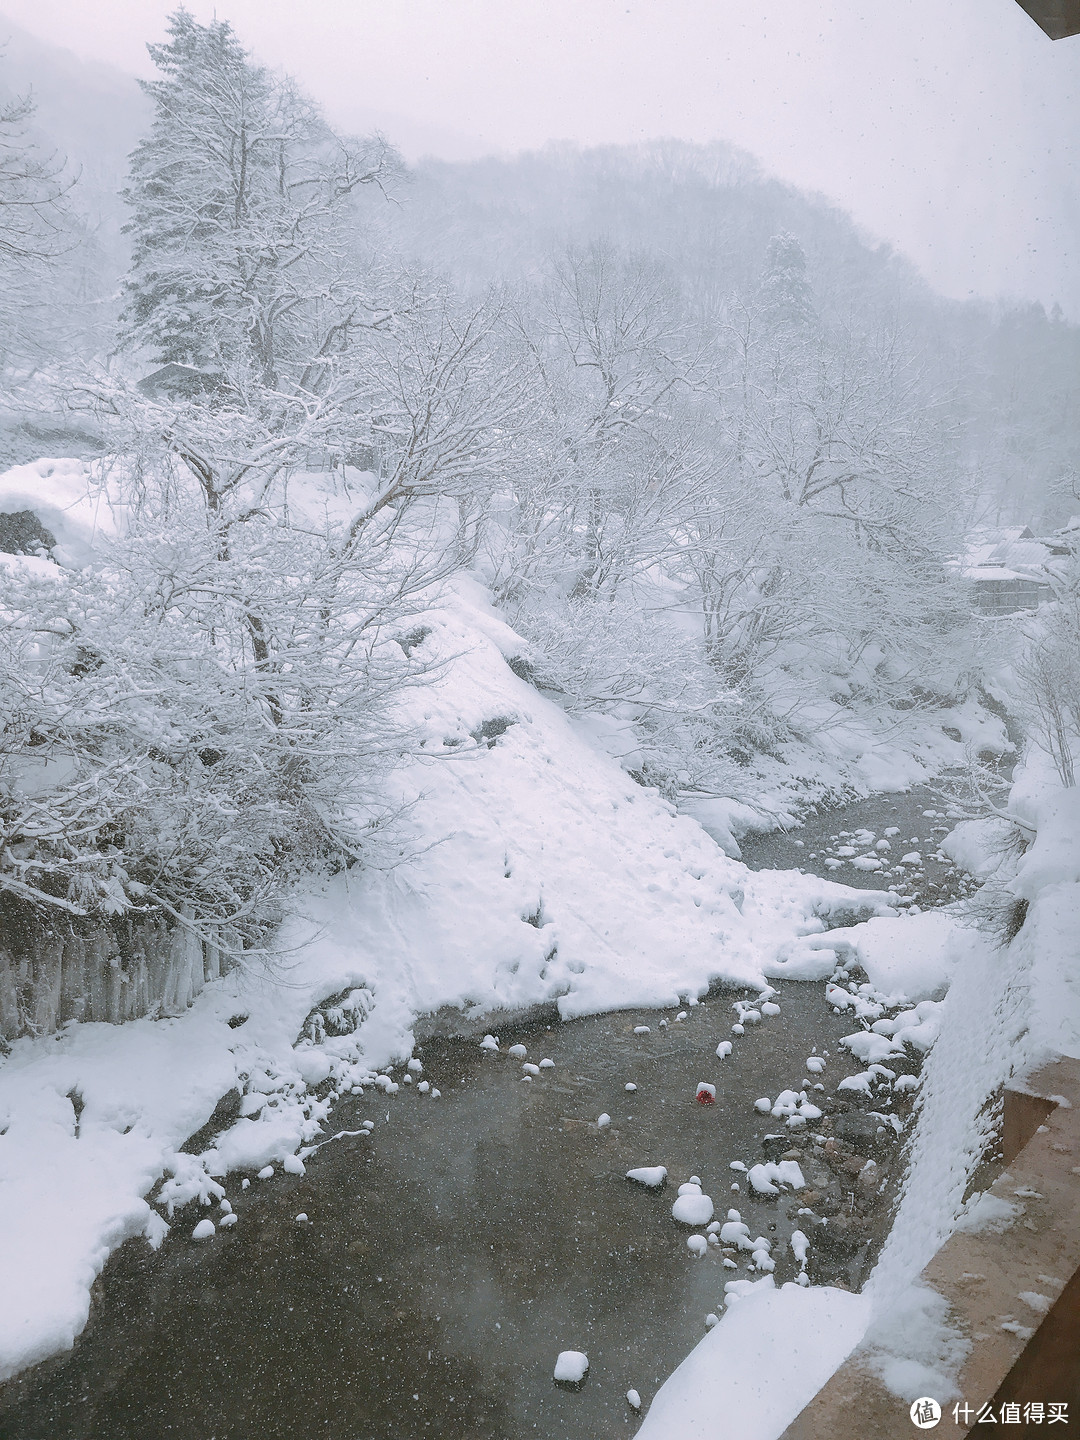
[0,774,980,1436]
[1,578,922,1391]
[0,965,938,1438]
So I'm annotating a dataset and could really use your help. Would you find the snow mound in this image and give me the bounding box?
[553,1350,589,1383]
[818,909,962,1000]
[672,1187,715,1226]
[0,458,131,566]
[941,818,1011,879]
[747,1161,806,1196]
[634,1279,870,1440]
[627,1166,668,1189]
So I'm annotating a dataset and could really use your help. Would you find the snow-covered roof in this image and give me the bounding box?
[965,566,1038,583]
[960,526,1055,582]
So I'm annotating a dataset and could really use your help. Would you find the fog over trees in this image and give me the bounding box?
[0,8,1077,957]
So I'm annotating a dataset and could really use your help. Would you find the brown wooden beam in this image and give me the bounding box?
[1014,0,1080,39]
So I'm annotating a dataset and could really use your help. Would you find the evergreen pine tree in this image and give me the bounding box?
[119,9,394,385]
[121,12,274,370]
[758,232,815,333]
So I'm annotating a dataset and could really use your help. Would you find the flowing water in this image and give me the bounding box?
[0,786,970,1440]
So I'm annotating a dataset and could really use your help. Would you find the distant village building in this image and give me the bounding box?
[136,364,228,401]
[960,524,1073,615]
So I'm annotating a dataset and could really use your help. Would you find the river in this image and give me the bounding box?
[0,785,969,1439]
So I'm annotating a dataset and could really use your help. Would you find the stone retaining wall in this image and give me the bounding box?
[0,895,234,1040]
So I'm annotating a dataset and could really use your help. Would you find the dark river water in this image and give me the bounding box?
[0,786,968,1440]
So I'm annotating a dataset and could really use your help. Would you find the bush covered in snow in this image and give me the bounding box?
[0,481,428,949]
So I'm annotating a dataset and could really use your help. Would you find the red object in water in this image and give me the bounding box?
[696,1082,716,1105]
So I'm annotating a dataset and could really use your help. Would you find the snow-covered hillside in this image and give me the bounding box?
[0,570,903,1383]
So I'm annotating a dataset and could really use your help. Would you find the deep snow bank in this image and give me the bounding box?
[1001,777,1080,1067]
[860,762,1080,1405]
[0,457,131,567]
[279,577,898,1033]
[0,574,899,1383]
[633,1278,871,1440]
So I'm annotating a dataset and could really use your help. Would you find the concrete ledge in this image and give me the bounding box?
[780,1058,1080,1438]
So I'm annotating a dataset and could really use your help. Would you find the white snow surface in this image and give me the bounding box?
[0,573,897,1383]
[634,1279,871,1440]
[553,1350,589,1383]
[941,817,1012,879]
[627,1166,668,1189]
[860,1282,970,1403]
[672,1188,715,1226]
[0,457,132,567]
[816,909,962,1000]
[747,1161,806,1196]
[1009,785,1080,900]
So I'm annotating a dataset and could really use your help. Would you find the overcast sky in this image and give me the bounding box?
[2,0,1077,314]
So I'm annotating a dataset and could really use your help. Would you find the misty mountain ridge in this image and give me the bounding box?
[1,11,1077,526]
[0,14,969,318]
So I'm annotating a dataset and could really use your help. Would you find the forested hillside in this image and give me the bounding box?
[3,11,1080,1425]
[0,8,1074,1000]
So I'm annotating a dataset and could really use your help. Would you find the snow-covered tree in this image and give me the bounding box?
[1014,565,1080,788]
[0,66,82,370]
[120,10,398,382]
[0,470,437,937]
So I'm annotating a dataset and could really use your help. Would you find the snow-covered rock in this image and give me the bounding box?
[293,1047,332,1087]
[627,1166,668,1188]
[747,1161,806,1196]
[554,1350,589,1383]
[672,1187,715,1226]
